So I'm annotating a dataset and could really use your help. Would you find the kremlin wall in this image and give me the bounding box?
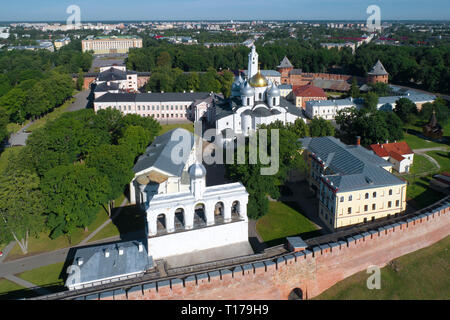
[37,196,449,300]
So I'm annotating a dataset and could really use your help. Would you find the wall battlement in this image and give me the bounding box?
[38,198,450,300]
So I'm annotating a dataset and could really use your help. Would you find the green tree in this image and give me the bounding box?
[309,117,335,137]
[364,92,379,111]
[41,164,111,240]
[350,77,360,98]
[394,98,418,124]
[0,169,45,254]
[118,125,152,158]
[76,68,84,91]
[156,51,172,68]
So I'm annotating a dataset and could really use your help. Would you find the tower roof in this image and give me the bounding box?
[278,56,293,69]
[368,60,388,76]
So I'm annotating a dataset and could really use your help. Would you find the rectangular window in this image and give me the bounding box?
[388,201,392,208]
[372,204,376,210]
[364,205,368,212]
[396,200,400,207]
[347,207,351,214]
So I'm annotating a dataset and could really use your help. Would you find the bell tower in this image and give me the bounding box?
[248,45,258,80]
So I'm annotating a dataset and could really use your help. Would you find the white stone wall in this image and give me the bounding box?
[148,220,249,259]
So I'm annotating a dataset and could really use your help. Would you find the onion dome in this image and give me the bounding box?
[249,71,268,87]
[267,84,281,97]
[241,81,255,97]
[189,162,206,179]
[231,74,243,91]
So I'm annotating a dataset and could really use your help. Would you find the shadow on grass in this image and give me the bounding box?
[408,176,446,209]
[0,282,66,300]
[405,127,450,147]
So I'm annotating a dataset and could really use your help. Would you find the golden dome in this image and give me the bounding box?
[249,71,268,87]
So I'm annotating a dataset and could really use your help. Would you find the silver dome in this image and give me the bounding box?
[240,81,255,97]
[267,84,281,97]
[189,162,207,179]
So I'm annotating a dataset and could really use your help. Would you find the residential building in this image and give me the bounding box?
[290,84,327,109]
[300,136,407,230]
[369,141,414,173]
[82,35,142,54]
[54,37,71,50]
[94,91,216,122]
[305,98,362,119]
[94,66,138,97]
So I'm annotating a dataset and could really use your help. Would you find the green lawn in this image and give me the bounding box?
[426,150,450,173]
[0,278,25,295]
[88,203,146,243]
[5,194,126,261]
[18,262,65,288]
[6,122,25,135]
[409,154,438,175]
[402,124,449,150]
[26,97,75,133]
[159,123,195,135]
[404,175,445,209]
[315,235,450,300]
[256,201,319,246]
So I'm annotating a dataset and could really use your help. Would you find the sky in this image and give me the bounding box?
[0,0,449,21]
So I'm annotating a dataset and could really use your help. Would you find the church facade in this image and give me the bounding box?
[209,46,304,139]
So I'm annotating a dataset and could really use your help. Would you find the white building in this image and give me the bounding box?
[211,45,304,139]
[369,141,415,174]
[94,66,138,98]
[305,98,361,120]
[130,128,251,260]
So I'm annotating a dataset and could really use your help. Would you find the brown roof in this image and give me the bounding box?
[292,85,327,98]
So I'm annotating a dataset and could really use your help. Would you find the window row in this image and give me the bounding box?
[339,189,395,202]
[346,200,400,214]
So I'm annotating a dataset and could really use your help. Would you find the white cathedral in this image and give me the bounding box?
[212,45,304,138]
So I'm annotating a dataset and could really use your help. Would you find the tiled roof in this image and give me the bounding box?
[293,85,327,98]
[300,137,403,192]
[369,141,413,161]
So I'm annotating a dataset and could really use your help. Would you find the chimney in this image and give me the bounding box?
[104,249,110,258]
[77,258,84,266]
[138,243,144,253]
[161,90,164,93]
[118,247,124,256]
[356,136,361,146]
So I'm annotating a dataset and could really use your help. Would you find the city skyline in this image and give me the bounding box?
[0,0,449,22]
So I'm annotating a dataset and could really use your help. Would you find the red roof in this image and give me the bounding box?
[292,85,327,98]
[369,141,413,161]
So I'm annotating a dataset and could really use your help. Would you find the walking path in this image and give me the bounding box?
[413,147,449,170]
[3,275,51,296]
[0,198,129,287]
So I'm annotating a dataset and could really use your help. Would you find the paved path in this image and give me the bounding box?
[78,197,128,245]
[0,198,128,279]
[6,90,90,147]
[3,275,51,296]
[413,147,449,170]
[0,242,15,264]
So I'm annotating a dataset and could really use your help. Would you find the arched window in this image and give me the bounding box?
[214,202,224,224]
[157,214,166,234]
[365,193,369,199]
[232,201,240,219]
[259,93,262,100]
[194,203,206,228]
[273,97,276,105]
[174,208,185,231]
[247,98,250,105]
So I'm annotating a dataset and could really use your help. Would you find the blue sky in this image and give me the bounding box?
[0,0,449,21]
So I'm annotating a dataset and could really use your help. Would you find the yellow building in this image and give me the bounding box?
[82,36,143,54]
[300,136,407,230]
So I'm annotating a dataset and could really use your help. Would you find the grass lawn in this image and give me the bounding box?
[404,175,445,209]
[0,146,23,174]
[88,203,146,243]
[5,194,126,261]
[0,278,25,295]
[426,150,450,173]
[409,154,438,175]
[6,122,25,135]
[402,124,449,150]
[159,123,195,135]
[18,262,65,288]
[315,235,450,300]
[256,201,319,246]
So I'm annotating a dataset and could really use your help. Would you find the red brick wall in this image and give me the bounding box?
[102,205,449,301]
